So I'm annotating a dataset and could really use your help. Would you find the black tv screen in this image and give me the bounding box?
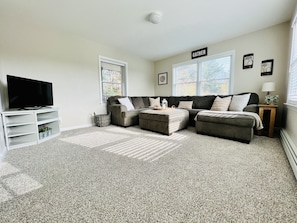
[7,75,53,109]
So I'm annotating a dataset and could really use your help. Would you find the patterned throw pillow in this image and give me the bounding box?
[149,97,161,107]
[178,101,193,109]
[210,96,232,111]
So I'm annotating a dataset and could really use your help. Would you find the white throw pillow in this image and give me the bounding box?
[178,101,193,109]
[118,97,135,111]
[210,96,232,111]
[149,97,161,107]
[229,93,251,111]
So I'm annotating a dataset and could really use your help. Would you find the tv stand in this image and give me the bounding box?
[1,107,60,150]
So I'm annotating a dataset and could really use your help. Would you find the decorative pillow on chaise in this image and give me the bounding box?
[178,101,193,109]
[149,97,161,107]
[229,93,251,111]
[210,96,232,111]
[118,97,135,111]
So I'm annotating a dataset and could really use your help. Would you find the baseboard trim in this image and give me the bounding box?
[280,129,297,180]
[0,149,7,164]
[61,124,93,132]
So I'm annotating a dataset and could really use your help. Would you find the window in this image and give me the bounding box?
[99,56,128,103]
[173,51,234,96]
[288,14,297,106]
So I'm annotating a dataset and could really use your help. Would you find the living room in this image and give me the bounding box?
[0,1,297,222]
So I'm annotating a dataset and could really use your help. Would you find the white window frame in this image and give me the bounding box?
[287,11,297,107]
[98,56,128,104]
[172,51,234,96]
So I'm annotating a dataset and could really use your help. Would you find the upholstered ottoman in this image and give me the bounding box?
[139,109,189,135]
[195,111,256,143]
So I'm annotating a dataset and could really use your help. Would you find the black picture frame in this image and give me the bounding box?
[158,72,168,85]
[261,59,274,76]
[192,47,208,59]
[243,53,254,69]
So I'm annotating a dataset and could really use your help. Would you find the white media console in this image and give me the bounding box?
[1,107,60,150]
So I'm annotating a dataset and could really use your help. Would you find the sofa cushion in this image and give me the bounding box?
[118,97,135,111]
[197,111,255,127]
[191,95,216,109]
[178,101,193,109]
[210,96,232,111]
[229,93,251,111]
[131,97,145,109]
[142,97,150,107]
[168,96,189,107]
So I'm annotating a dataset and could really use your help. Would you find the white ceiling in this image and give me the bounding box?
[0,0,296,61]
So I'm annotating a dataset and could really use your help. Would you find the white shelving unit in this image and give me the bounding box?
[2,108,60,150]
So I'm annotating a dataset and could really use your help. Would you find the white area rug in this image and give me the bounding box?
[60,131,129,148]
[106,126,142,135]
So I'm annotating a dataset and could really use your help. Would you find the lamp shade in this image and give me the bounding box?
[262,82,275,92]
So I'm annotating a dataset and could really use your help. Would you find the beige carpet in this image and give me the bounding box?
[0,125,296,222]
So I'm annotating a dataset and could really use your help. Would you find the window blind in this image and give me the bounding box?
[288,15,297,106]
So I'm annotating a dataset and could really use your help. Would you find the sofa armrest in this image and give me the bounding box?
[108,104,127,126]
[243,104,258,113]
[108,104,127,113]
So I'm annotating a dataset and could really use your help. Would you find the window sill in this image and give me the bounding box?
[284,103,297,112]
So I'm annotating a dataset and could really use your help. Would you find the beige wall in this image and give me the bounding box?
[0,20,155,130]
[155,22,290,126]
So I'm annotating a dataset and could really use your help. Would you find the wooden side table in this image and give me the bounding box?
[258,104,278,138]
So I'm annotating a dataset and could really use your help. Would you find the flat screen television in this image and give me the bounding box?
[7,75,53,109]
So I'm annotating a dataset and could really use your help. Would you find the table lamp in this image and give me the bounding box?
[262,82,278,104]
[262,82,275,96]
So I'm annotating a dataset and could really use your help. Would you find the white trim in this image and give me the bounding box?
[284,103,297,112]
[61,124,93,132]
[99,56,127,67]
[172,50,235,96]
[0,149,7,164]
[280,129,297,180]
[98,56,128,104]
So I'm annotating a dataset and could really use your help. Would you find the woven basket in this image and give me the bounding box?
[94,113,111,127]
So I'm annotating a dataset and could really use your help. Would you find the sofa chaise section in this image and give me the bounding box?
[196,111,256,143]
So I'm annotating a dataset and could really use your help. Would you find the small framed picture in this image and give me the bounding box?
[158,72,168,85]
[243,53,254,69]
[261,59,274,76]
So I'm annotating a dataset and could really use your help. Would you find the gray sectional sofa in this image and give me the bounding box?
[106,93,260,143]
[107,93,259,126]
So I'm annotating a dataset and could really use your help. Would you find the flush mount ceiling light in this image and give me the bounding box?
[148,11,162,24]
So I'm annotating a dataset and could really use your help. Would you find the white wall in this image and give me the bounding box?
[155,22,290,126]
[0,19,155,130]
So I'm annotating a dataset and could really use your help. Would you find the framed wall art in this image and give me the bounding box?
[261,59,274,76]
[158,72,168,85]
[243,53,254,69]
[192,47,208,59]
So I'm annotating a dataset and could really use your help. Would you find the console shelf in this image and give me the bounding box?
[2,108,60,150]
